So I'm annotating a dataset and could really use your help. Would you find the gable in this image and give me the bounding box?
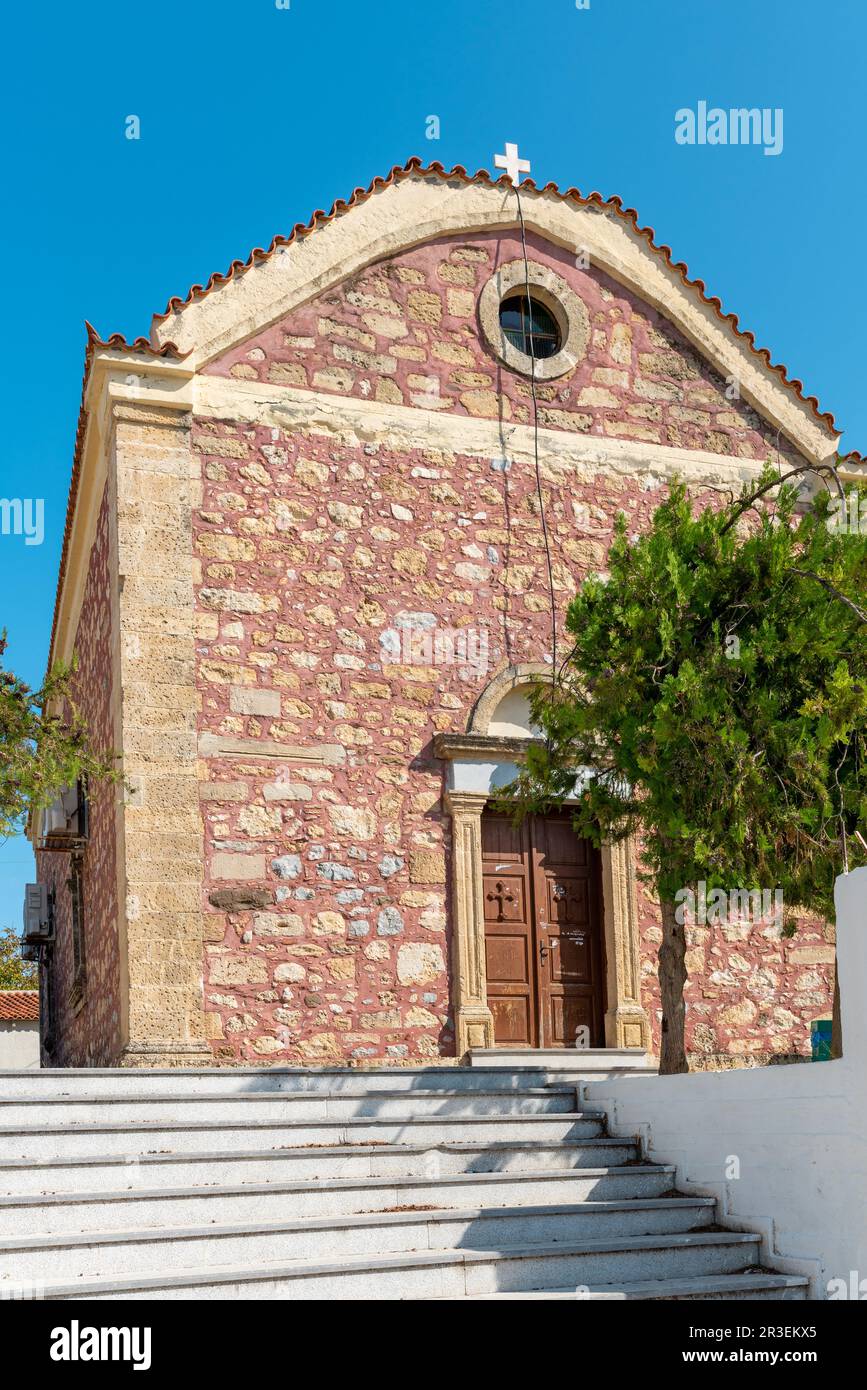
[204,228,803,464]
[151,166,839,465]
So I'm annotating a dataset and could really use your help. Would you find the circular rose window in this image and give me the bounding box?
[479,260,589,380]
[498,294,562,360]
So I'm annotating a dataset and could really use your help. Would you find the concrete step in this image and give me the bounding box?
[0,1141,649,1198]
[0,1087,579,1129]
[0,1066,578,1099]
[0,1112,614,1161]
[447,1272,810,1300]
[469,1049,651,1075]
[0,1170,685,1236]
[34,1232,764,1300]
[0,1061,803,1301]
[0,1200,721,1282]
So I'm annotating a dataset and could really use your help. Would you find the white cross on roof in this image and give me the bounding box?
[494,142,531,186]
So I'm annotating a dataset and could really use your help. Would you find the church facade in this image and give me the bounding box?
[34,160,845,1068]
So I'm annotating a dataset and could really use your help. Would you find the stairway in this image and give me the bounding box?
[0,1066,808,1300]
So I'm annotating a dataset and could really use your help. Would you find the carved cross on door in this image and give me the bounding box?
[487,880,516,920]
[552,881,582,911]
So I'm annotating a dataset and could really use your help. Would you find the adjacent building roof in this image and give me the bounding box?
[0,991,39,1022]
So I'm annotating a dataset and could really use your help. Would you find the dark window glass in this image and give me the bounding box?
[499,294,561,360]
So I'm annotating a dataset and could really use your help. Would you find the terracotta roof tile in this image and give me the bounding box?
[0,991,39,1022]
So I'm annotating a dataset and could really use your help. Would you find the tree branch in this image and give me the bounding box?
[788,568,867,624]
[718,461,845,537]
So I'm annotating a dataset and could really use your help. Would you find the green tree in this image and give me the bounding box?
[508,466,867,1074]
[0,631,117,838]
[0,925,38,989]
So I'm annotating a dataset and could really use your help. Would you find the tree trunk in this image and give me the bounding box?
[830,955,843,1059]
[658,896,689,1074]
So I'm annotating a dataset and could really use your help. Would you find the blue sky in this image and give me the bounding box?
[0,0,863,921]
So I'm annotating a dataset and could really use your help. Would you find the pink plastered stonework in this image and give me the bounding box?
[192,216,832,1065]
[633,870,834,1064]
[37,488,121,1066]
[208,229,800,464]
[194,414,620,1063]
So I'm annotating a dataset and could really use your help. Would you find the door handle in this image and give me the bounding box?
[540,937,559,964]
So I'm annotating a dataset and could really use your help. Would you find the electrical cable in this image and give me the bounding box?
[513,184,559,693]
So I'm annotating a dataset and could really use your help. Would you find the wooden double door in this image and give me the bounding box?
[482,809,606,1049]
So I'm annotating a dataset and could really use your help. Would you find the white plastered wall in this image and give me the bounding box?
[586,868,867,1297]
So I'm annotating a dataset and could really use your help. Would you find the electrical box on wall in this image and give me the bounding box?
[22,882,53,943]
[37,780,89,849]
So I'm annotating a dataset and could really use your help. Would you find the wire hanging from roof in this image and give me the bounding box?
[512,183,559,694]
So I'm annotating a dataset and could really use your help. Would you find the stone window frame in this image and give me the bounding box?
[435,663,650,1059]
[479,260,590,382]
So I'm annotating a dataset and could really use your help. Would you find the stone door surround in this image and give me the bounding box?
[433,663,650,1059]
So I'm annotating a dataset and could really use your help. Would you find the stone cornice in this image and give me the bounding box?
[193,373,781,488]
[93,351,194,423]
[443,789,491,815]
[434,733,537,762]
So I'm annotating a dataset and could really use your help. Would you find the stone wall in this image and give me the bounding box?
[190,227,831,1062]
[37,486,121,1066]
[208,229,799,465]
[634,870,834,1069]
